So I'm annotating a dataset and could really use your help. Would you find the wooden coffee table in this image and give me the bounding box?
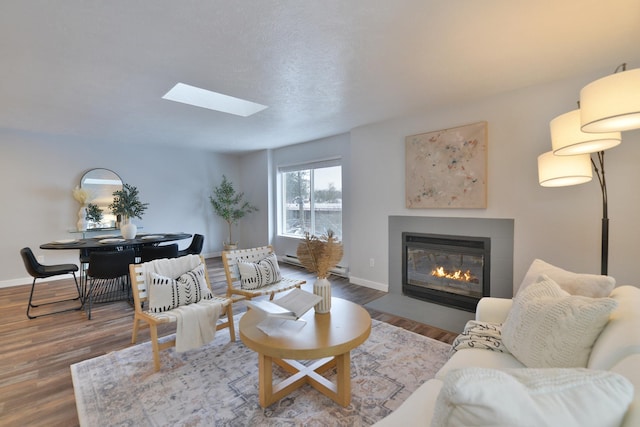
[239,297,372,407]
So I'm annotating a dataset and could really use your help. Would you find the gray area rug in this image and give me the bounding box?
[71,316,451,426]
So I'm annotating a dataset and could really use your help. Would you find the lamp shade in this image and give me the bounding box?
[551,109,621,155]
[537,151,592,187]
[580,68,640,133]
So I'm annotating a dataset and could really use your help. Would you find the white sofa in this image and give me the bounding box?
[374,262,640,427]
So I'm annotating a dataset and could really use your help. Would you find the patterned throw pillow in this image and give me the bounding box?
[148,263,212,313]
[238,253,282,290]
[502,275,617,368]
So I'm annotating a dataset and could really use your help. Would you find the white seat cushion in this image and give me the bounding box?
[436,348,525,380]
[432,367,634,427]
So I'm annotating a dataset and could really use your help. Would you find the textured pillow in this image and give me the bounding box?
[519,258,615,297]
[432,367,634,427]
[238,253,282,290]
[148,263,212,313]
[502,275,617,368]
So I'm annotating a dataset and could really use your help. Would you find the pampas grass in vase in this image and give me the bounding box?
[296,230,343,313]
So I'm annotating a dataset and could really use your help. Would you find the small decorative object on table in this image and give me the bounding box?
[109,183,149,239]
[296,230,343,314]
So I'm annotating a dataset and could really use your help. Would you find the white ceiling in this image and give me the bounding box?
[2,1,640,153]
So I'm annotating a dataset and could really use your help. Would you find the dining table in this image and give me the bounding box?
[40,232,193,300]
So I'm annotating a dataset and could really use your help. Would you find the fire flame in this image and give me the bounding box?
[431,266,475,282]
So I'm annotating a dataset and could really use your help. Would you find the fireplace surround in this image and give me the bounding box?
[365,216,513,332]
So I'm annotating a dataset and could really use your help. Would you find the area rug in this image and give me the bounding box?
[71,317,451,426]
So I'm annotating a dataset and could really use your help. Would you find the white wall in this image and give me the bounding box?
[349,69,640,293]
[1,134,240,286]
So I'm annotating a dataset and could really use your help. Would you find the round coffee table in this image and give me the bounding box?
[239,297,372,407]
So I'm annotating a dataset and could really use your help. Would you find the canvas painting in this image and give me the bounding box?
[406,121,487,209]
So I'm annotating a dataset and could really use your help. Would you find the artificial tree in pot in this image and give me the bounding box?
[296,230,343,313]
[109,183,149,239]
[209,175,258,250]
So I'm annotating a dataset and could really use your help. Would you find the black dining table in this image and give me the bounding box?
[40,232,193,298]
[40,232,192,252]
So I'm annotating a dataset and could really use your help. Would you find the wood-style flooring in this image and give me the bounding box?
[0,258,458,427]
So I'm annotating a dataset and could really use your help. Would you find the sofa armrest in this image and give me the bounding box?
[475,297,513,323]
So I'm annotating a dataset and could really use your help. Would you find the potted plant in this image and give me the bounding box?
[85,203,104,228]
[209,175,258,250]
[109,183,149,239]
[296,230,343,313]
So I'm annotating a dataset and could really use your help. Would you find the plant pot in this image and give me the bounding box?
[223,242,238,251]
[313,277,331,314]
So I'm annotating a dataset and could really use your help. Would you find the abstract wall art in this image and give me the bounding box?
[405,121,487,209]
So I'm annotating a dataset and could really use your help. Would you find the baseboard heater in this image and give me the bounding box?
[280,254,349,278]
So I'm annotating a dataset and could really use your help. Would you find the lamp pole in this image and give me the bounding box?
[591,151,608,275]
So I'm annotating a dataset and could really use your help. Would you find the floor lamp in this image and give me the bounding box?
[537,63,640,276]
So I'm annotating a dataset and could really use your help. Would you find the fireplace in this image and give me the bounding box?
[402,232,490,312]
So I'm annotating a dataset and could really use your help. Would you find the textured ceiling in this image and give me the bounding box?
[2,1,640,153]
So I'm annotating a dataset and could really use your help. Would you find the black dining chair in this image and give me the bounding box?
[177,234,204,257]
[141,244,179,262]
[20,247,82,319]
[85,249,136,320]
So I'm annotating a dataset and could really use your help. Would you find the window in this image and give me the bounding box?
[279,160,342,239]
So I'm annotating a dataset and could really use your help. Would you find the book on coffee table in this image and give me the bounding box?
[246,288,322,320]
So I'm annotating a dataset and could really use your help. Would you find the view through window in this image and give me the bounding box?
[280,161,342,239]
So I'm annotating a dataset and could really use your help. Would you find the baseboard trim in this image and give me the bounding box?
[349,276,388,292]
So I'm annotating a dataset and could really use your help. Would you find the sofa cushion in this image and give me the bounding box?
[436,348,525,381]
[432,367,634,427]
[519,258,615,297]
[502,275,617,368]
[588,285,640,371]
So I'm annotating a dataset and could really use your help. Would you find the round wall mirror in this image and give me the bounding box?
[80,168,123,228]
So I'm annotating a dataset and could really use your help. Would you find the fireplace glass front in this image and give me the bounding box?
[402,233,490,312]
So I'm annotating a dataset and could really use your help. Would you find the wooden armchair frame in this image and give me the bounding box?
[222,245,305,302]
[129,255,235,371]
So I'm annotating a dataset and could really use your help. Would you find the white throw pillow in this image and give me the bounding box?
[431,367,634,427]
[502,275,617,368]
[519,258,615,297]
[238,253,282,290]
[148,263,212,313]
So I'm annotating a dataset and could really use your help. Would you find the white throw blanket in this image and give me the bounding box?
[173,299,222,352]
[141,254,222,352]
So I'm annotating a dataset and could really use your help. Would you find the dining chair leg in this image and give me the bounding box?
[26,273,83,319]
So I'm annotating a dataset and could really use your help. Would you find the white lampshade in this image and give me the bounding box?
[580,68,640,133]
[537,151,592,187]
[551,109,621,155]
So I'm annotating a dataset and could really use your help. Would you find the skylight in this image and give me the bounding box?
[162,83,268,117]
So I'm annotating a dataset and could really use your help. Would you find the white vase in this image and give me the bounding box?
[77,206,88,231]
[313,277,331,314]
[120,219,137,239]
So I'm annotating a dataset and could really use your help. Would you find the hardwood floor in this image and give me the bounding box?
[0,258,458,427]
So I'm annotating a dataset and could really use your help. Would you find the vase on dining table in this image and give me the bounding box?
[120,216,137,239]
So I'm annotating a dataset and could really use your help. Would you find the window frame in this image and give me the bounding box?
[278,158,342,239]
